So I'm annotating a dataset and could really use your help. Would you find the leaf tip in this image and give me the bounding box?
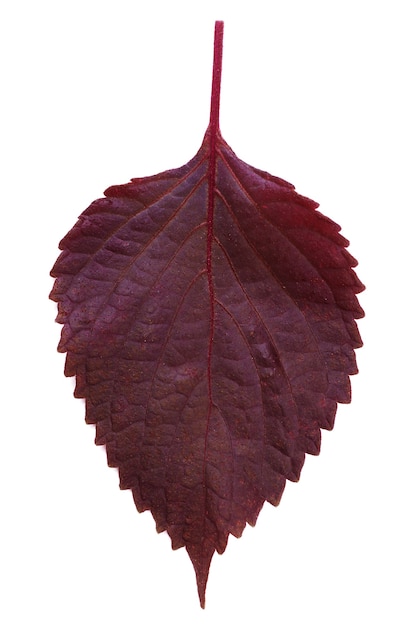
[186,543,215,609]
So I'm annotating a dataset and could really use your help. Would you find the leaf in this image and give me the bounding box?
[50,21,364,608]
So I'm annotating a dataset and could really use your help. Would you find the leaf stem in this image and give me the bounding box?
[209,21,224,132]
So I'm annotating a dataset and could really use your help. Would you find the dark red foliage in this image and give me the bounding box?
[50,21,364,607]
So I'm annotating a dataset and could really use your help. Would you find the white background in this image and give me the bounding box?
[1,1,416,624]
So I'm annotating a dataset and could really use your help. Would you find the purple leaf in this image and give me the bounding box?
[50,21,364,607]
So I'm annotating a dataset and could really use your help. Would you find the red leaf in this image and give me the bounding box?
[50,21,364,608]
